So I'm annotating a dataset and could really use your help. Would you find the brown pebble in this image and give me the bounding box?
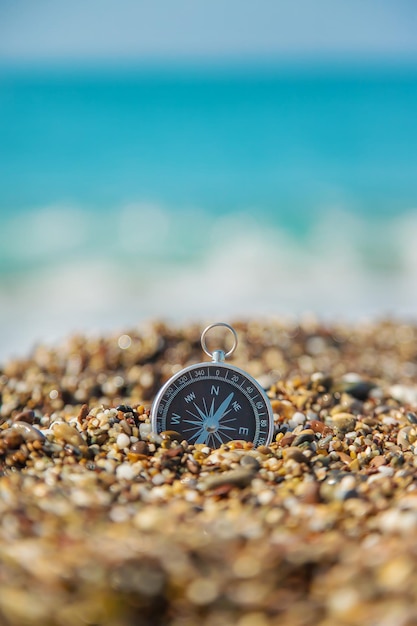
[370,455,387,468]
[12,421,45,442]
[271,400,295,419]
[130,441,149,455]
[257,445,272,455]
[53,422,85,447]
[127,452,148,462]
[1,428,24,449]
[279,432,296,447]
[186,459,200,474]
[331,413,356,434]
[337,451,352,465]
[282,447,309,464]
[308,419,327,434]
[211,484,234,497]
[12,410,35,424]
[397,426,415,451]
[160,430,182,441]
[299,481,321,504]
[202,468,255,491]
[162,445,183,459]
[240,455,261,471]
[77,404,89,424]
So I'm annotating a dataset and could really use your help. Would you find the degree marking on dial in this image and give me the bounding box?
[158,363,272,447]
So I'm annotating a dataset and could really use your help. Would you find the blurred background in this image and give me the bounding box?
[0,0,417,361]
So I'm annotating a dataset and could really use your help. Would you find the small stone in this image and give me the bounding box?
[139,423,152,439]
[308,419,327,434]
[240,455,261,471]
[53,422,85,447]
[390,385,417,406]
[201,468,255,491]
[293,429,315,446]
[186,459,200,474]
[77,404,89,424]
[339,379,375,400]
[130,441,149,455]
[12,410,35,424]
[288,412,306,429]
[282,447,309,464]
[370,455,387,468]
[12,421,45,441]
[116,463,136,480]
[186,578,218,605]
[397,426,415,451]
[160,430,182,441]
[116,433,130,450]
[378,465,394,477]
[116,404,134,413]
[279,432,296,447]
[407,412,417,425]
[331,413,356,434]
[1,428,23,449]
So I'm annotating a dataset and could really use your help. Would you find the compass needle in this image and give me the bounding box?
[212,392,234,424]
[193,403,209,421]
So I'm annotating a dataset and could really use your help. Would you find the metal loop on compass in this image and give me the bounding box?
[201,323,238,359]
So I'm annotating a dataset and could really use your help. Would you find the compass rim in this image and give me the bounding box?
[151,359,274,447]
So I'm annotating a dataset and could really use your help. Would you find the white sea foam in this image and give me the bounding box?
[1,203,417,361]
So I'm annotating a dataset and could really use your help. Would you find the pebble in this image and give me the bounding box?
[288,412,306,429]
[240,455,261,471]
[201,468,255,491]
[331,413,356,434]
[397,426,415,451]
[282,447,308,464]
[11,421,45,441]
[390,385,417,406]
[115,463,137,481]
[52,422,85,447]
[130,440,149,455]
[293,429,315,446]
[116,433,130,450]
[12,410,36,424]
[139,422,152,439]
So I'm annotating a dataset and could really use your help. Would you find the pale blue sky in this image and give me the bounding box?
[0,0,416,62]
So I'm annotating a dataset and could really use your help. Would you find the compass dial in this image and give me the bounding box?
[151,362,273,448]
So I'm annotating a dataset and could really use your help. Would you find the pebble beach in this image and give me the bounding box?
[2,318,417,626]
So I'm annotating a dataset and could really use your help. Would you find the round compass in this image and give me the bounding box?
[151,323,274,448]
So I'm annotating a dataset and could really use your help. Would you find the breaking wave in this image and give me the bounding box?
[1,202,417,361]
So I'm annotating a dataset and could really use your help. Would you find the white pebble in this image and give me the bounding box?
[378,465,394,477]
[390,385,417,406]
[257,490,274,505]
[116,463,136,481]
[139,423,152,438]
[152,473,166,486]
[116,433,130,450]
[288,412,306,430]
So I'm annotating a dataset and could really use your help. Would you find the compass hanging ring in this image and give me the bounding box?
[201,322,238,360]
[151,322,274,449]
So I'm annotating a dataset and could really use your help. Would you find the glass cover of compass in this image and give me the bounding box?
[151,356,274,449]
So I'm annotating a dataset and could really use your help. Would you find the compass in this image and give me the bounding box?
[151,323,274,448]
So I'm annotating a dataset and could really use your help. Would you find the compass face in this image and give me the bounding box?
[151,362,274,448]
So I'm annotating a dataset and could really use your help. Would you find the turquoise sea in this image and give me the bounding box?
[1,62,417,359]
